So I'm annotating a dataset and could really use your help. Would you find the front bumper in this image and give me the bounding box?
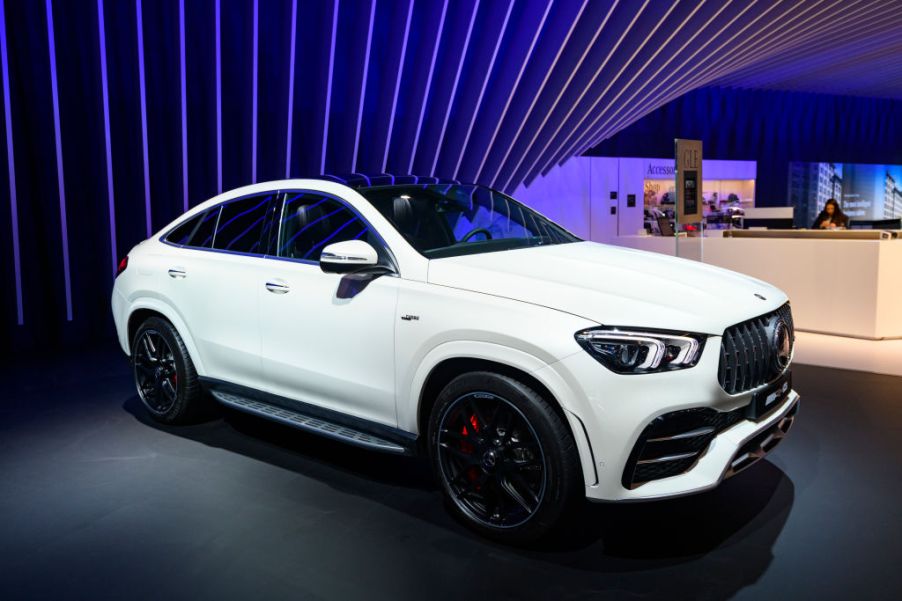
[538,336,799,502]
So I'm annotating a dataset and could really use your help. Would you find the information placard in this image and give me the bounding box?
[675,139,703,224]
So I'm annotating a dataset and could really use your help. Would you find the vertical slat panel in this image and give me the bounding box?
[0,0,900,355]
[45,0,72,322]
[220,0,253,192]
[0,0,22,327]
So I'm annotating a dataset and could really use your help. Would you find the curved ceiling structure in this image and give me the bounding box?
[2,0,902,344]
[229,0,902,191]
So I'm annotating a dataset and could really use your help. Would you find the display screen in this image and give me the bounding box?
[788,162,902,227]
[683,171,698,216]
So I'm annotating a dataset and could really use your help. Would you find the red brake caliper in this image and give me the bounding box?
[461,414,481,487]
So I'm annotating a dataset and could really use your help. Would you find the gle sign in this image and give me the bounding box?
[675,139,703,224]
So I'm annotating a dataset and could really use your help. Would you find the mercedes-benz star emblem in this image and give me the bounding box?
[773,318,791,369]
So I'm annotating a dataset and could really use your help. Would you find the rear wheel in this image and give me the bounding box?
[428,371,581,543]
[132,316,207,424]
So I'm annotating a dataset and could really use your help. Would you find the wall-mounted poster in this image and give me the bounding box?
[788,162,902,227]
[675,139,703,224]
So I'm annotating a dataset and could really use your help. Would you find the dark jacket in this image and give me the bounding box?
[812,211,849,229]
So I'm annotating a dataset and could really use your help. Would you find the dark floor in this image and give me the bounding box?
[1,345,900,601]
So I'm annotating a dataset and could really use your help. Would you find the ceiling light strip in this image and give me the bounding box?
[408,0,448,174]
[136,0,152,237]
[97,0,118,280]
[527,0,687,186]
[473,0,554,184]
[0,0,22,324]
[179,0,188,208]
[321,0,339,174]
[381,0,414,173]
[499,0,626,191]
[45,0,72,321]
[285,0,297,176]
[570,0,846,156]
[429,0,480,177]
[586,0,736,147]
[351,0,376,173]
[452,0,515,180]
[485,0,589,188]
[215,0,221,192]
[251,0,258,183]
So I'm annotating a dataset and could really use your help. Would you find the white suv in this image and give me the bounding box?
[112,174,799,542]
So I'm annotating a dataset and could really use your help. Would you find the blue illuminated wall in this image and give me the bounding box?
[1,0,901,355]
[587,86,902,208]
[0,0,562,353]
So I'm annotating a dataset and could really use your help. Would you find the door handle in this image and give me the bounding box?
[168,267,187,279]
[265,280,290,294]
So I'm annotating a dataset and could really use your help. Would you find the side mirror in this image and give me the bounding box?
[320,240,379,274]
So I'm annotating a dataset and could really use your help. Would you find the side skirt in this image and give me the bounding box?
[200,377,417,456]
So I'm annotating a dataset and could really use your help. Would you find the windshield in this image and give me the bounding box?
[359,184,580,258]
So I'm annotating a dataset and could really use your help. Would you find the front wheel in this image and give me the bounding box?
[428,372,582,543]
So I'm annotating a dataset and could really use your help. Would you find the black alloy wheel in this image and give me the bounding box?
[437,392,547,529]
[134,329,179,415]
[429,372,581,543]
[132,316,207,424]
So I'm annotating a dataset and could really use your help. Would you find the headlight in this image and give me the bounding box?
[575,327,705,374]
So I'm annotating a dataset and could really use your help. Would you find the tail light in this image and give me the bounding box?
[116,255,129,277]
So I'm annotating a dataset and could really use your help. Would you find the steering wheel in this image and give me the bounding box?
[461,227,493,242]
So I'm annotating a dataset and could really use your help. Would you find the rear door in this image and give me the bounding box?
[161,193,276,390]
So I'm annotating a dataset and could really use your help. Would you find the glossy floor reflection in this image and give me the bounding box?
[1,345,899,600]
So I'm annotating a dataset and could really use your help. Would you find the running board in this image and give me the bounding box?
[210,389,410,455]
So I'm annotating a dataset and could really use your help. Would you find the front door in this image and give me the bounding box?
[258,192,399,427]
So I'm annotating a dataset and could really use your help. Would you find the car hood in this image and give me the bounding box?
[426,241,787,335]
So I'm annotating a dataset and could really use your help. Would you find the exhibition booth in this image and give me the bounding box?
[3,0,901,596]
[516,156,902,376]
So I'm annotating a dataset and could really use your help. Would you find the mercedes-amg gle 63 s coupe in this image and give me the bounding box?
[112,174,799,543]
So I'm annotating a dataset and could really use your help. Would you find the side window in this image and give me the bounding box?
[190,208,220,249]
[166,208,219,248]
[277,193,374,262]
[211,194,272,254]
[165,214,201,245]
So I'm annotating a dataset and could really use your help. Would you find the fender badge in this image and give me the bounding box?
[754,293,767,301]
[400,314,419,321]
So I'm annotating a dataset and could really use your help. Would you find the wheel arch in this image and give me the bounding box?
[409,343,598,487]
[125,300,207,375]
[417,357,566,440]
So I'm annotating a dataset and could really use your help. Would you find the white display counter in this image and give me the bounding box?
[614,232,902,340]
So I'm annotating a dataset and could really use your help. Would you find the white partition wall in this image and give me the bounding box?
[617,158,646,238]
[511,157,592,239]
[513,156,620,242]
[589,157,619,242]
[515,156,757,244]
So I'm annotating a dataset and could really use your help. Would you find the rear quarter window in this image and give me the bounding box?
[165,208,220,248]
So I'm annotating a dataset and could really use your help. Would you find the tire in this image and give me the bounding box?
[427,371,582,544]
[132,316,208,425]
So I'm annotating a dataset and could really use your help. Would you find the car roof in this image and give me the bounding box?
[317,173,466,190]
[166,173,475,228]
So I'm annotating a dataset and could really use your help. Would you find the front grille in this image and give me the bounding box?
[622,407,745,488]
[718,303,794,395]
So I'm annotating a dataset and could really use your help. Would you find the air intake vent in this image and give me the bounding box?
[622,407,745,488]
[718,303,794,395]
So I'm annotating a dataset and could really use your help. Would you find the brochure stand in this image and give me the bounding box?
[675,138,704,262]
